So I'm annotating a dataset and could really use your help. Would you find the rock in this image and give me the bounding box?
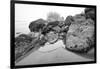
[42,16,73,44]
[38,36,47,46]
[15,34,34,60]
[15,33,48,61]
[64,17,94,53]
[41,21,60,34]
[41,21,60,44]
[85,8,95,21]
[45,31,59,44]
[27,32,35,38]
[73,14,86,24]
[15,34,33,47]
[64,16,74,26]
[29,19,46,32]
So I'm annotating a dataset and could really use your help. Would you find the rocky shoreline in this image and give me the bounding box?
[15,8,95,63]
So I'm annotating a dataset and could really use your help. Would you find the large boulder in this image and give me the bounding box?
[29,19,46,32]
[64,14,95,53]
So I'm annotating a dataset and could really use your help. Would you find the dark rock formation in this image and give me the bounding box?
[41,21,60,44]
[41,21,60,35]
[64,16,74,26]
[29,19,46,32]
[27,8,95,53]
[41,18,72,44]
[85,8,95,21]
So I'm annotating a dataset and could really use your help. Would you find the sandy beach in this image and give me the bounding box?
[16,40,94,66]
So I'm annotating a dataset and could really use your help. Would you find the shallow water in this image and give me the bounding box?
[15,21,30,37]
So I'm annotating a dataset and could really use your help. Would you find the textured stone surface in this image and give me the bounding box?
[85,8,95,21]
[65,16,94,53]
[29,19,46,32]
[15,34,47,61]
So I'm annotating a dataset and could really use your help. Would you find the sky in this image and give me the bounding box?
[15,3,85,36]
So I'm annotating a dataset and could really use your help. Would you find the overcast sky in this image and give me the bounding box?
[15,3,85,35]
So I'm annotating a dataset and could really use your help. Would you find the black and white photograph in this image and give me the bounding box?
[11,0,96,68]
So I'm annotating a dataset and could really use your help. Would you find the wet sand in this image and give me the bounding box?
[16,40,94,66]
